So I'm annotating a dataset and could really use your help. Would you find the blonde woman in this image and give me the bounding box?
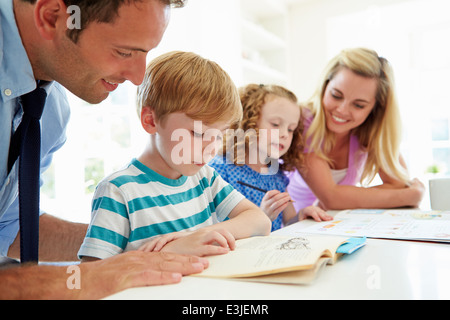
[287,48,425,210]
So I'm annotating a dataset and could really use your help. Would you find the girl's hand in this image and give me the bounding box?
[260,190,293,221]
[299,205,333,222]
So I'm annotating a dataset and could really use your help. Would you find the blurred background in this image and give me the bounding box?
[41,0,450,223]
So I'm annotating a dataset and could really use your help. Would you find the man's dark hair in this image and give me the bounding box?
[21,0,185,43]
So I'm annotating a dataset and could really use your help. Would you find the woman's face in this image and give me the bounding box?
[322,67,378,137]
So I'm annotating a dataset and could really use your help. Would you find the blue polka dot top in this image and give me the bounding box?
[208,155,289,231]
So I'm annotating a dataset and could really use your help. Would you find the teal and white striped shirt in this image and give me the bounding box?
[78,158,245,259]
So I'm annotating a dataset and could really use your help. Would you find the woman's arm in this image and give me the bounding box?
[299,153,424,210]
[371,155,410,189]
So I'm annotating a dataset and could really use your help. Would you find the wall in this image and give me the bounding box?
[147,0,242,82]
[286,0,410,101]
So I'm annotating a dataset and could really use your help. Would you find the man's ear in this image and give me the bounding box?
[34,0,68,41]
[141,106,158,134]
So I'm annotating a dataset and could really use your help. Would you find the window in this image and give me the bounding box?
[41,83,146,223]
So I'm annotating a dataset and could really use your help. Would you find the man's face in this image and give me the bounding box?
[50,1,170,104]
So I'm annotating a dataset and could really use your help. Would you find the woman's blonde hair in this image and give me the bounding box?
[223,84,304,172]
[136,51,242,126]
[305,47,409,184]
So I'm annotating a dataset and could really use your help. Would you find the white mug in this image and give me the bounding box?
[429,178,450,210]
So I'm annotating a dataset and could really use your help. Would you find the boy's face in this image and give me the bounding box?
[152,112,230,179]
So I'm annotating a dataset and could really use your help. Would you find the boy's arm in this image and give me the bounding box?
[140,200,271,257]
[78,182,131,260]
[212,199,271,238]
[206,168,271,238]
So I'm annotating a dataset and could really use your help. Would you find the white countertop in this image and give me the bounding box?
[105,211,450,300]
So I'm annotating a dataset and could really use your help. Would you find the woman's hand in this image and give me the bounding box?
[407,178,425,207]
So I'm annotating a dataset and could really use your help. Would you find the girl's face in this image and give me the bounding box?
[257,96,300,160]
[322,68,378,137]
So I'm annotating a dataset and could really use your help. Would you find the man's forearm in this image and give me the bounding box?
[8,214,88,261]
[0,264,83,299]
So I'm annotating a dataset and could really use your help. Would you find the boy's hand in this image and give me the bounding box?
[139,229,235,257]
[260,190,292,221]
[299,205,333,222]
[138,231,191,253]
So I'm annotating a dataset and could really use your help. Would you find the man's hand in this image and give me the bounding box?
[79,251,208,299]
[1,250,208,300]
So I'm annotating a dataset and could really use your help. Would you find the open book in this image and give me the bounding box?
[194,235,365,284]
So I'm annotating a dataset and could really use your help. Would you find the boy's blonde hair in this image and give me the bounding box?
[137,51,242,126]
[223,84,304,172]
[305,47,409,184]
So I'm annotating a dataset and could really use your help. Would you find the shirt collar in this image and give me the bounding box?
[0,0,39,102]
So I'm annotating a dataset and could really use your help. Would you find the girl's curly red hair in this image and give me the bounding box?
[222,84,305,172]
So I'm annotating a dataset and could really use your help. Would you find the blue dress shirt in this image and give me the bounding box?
[0,0,70,256]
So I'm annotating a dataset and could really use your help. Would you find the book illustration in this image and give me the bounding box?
[277,237,311,250]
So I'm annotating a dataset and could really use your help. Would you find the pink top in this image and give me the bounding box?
[286,111,368,211]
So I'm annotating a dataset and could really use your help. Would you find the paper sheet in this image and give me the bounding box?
[297,209,450,242]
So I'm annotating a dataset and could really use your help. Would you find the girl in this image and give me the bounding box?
[287,48,425,211]
[209,84,331,231]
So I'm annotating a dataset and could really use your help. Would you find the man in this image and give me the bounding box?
[0,0,208,299]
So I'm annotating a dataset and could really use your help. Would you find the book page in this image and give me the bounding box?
[241,257,331,285]
[195,235,346,278]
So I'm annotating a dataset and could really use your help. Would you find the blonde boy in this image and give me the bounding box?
[79,51,271,260]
